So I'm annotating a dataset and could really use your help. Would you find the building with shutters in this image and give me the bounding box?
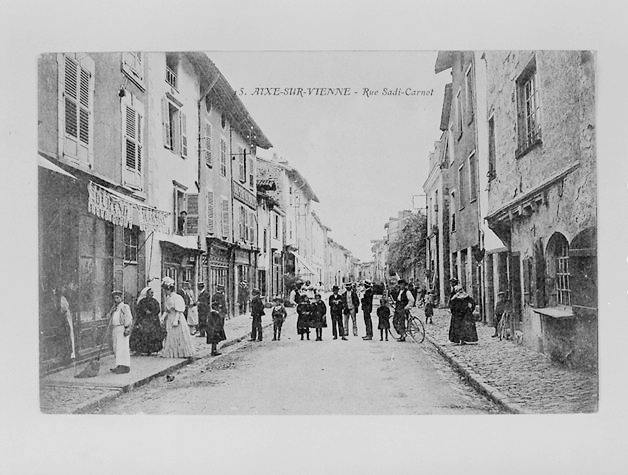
[38,52,170,373]
[256,180,285,301]
[482,51,597,369]
[434,51,484,314]
[311,211,331,287]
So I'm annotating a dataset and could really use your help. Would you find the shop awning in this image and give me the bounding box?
[158,233,201,252]
[38,154,77,180]
[88,181,171,234]
[291,251,317,275]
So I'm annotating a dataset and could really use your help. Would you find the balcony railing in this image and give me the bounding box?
[166,67,177,90]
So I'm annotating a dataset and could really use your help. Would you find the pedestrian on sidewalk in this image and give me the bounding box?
[196,282,210,338]
[448,284,478,345]
[296,295,313,340]
[130,287,165,355]
[160,277,194,358]
[311,293,327,341]
[109,290,133,374]
[250,289,265,342]
[342,283,359,337]
[492,291,507,338]
[392,279,415,342]
[271,296,287,341]
[424,292,434,325]
[328,285,347,341]
[238,280,249,315]
[182,282,198,335]
[377,297,392,341]
[212,284,228,319]
[206,295,227,357]
[361,281,374,340]
[288,281,303,307]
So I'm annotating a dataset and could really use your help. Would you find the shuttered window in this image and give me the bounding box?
[180,112,188,158]
[207,191,215,234]
[203,121,212,167]
[59,53,94,164]
[221,198,230,239]
[121,52,144,87]
[220,138,227,176]
[185,193,199,235]
[122,94,144,190]
[248,156,254,189]
[238,146,246,182]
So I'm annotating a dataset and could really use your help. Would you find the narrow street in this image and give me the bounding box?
[97,304,501,415]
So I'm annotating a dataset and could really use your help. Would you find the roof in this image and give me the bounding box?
[184,52,272,149]
[439,83,453,131]
[434,51,454,74]
[311,211,331,232]
[279,162,320,202]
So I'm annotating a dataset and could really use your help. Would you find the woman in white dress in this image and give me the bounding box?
[160,277,194,358]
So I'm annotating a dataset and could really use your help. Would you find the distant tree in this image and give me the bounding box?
[387,212,427,277]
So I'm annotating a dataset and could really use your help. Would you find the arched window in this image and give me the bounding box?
[546,233,571,306]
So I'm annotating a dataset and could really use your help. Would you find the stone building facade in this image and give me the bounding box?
[484,51,597,369]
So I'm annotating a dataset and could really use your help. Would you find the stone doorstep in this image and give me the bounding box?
[42,310,293,414]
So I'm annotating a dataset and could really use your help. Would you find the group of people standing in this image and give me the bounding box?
[107,277,229,374]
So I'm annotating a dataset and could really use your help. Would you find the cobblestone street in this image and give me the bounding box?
[419,307,598,413]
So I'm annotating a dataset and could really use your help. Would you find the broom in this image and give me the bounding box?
[75,311,114,378]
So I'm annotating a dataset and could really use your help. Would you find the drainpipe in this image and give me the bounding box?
[197,64,220,296]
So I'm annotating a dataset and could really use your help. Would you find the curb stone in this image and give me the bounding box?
[72,313,285,413]
[424,332,530,414]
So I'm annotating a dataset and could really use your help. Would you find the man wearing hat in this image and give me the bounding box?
[328,285,347,340]
[342,282,360,337]
[196,282,210,338]
[392,279,415,342]
[212,284,228,319]
[238,280,249,315]
[109,290,133,374]
[492,291,507,338]
[249,289,265,342]
[361,281,374,340]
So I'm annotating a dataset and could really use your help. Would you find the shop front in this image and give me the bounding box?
[39,166,169,373]
[206,238,232,309]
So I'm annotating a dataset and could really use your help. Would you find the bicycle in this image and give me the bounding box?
[388,307,426,343]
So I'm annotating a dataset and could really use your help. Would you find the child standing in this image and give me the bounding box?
[377,298,391,341]
[312,293,327,341]
[271,296,287,341]
[424,292,434,325]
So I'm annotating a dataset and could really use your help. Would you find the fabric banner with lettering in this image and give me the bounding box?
[88,181,171,234]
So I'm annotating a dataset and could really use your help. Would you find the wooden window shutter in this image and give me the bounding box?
[122,96,144,190]
[185,193,199,235]
[207,191,215,234]
[221,199,230,238]
[203,121,212,167]
[162,97,171,149]
[533,238,546,307]
[180,111,188,157]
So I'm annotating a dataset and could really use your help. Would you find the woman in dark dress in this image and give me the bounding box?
[448,284,478,345]
[130,287,165,355]
[311,293,327,341]
[296,296,312,340]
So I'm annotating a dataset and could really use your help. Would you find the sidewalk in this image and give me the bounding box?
[416,307,598,414]
[40,307,295,414]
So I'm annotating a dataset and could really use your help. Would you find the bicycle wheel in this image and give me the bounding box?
[388,320,400,340]
[407,317,425,343]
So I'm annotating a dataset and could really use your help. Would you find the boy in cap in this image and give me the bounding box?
[271,296,287,341]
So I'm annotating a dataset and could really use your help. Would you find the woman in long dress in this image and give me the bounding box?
[448,284,478,345]
[296,296,312,340]
[130,287,165,355]
[160,277,194,358]
[310,293,327,341]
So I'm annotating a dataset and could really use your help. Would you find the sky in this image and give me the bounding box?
[209,51,451,261]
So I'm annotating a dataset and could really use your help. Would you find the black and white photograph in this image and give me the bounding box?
[2,1,628,473]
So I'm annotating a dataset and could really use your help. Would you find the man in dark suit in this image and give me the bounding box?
[361,281,374,340]
[197,282,210,338]
[328,285,347,341]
